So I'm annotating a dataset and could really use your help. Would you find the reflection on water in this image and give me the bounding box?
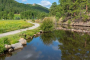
[0,30,90,60]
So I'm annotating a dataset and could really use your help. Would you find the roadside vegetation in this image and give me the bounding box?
[0,20,33,34]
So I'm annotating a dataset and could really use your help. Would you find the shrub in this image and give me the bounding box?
[40,17,54,32]
[32,19,35,22]
[0,39,5,53]
[82,15,89,22]
[15,17,20,20]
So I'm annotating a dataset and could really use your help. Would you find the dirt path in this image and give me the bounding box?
[0,21,40,38]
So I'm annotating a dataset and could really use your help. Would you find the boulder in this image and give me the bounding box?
[40,30,43,33]
[34,34,36,36]
[5,44,11,49]
[8,47,14,52]
[11,43,23,50]
[19,38,27,45]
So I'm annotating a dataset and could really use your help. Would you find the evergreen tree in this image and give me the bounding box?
[49,2,57,16]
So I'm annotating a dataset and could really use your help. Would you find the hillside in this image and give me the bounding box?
[0,0,49,14]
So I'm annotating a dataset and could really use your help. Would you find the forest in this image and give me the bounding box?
[1,0,90,21]
[0,0,49,20]
[49,0,90,22]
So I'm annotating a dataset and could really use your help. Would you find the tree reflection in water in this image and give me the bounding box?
[40,30,90,60]
[1,30,90,60]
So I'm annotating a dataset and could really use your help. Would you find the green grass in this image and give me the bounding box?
[0,20,34,34]
[0,27,41,53]
[14,14,20,18]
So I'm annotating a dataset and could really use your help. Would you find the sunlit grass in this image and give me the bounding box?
[14,14,20,18]
[0,20,34,34]
[0,27,40,53]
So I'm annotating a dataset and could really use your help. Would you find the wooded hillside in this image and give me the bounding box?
[0,0,49,14]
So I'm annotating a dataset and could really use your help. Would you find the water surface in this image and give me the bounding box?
[0,30,90,60]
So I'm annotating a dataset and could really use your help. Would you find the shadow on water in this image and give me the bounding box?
[1,30,90,60]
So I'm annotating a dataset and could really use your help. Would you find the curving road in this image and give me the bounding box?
[0,21,40,38]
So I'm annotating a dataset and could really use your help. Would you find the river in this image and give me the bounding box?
[0,26,90,60]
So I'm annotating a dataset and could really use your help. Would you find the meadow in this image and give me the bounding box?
[0,20,33,34]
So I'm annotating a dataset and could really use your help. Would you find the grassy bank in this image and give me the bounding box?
[0,20,33,34]
[0,27,40,53]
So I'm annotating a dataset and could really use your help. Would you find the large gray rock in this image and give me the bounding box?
[19,38,27,45]
[11,43,23,50]
[5,44,11,49]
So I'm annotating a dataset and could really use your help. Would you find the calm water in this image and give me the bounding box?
[1,30,90,60]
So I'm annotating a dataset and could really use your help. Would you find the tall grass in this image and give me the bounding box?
[0,20,33,34]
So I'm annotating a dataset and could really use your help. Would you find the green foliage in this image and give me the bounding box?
[0,0,49,20]
[49,2,57,16]
[2,11,8,19]
[82,15,89,22]
[20,10,37,19]
[0,20,33,33]
[49,0,90,21]
[32,19,35,22]
[68,20,71,25]
[9,12,14,19]
[40,18,54,32]
[0,39,5,53]
[15,17,20,20]
[38,12,48,19]
[0,0,49,15]
[56,12,61,21]
[0,27,40,53]
[20,10,49,20]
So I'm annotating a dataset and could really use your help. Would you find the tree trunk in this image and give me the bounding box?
[86,0,88,12]
[86,4,88,12]
[73,0,76,16]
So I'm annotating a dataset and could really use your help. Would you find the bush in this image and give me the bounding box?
[15,17,20,20]
[82,15,89,22]
[40,17,54,32]
[32,19,35,22]
[0,39,5,53]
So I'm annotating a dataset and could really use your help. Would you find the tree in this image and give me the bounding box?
[3,11,8,19]
[9,12,14,19]
[49,2,57,16]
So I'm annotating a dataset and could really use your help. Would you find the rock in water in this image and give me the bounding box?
[11,43,23,50]
[5,44,11,49]
[19,38,27,45]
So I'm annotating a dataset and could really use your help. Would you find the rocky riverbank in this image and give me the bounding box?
[58,18,90,27]
[0,30,43,55]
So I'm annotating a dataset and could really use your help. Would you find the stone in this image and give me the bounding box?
[5,44,11,49]
[11,43,23,50]
[40,30,43,33]
[37,32,40,35]
[19,38,27,45]
[8,47,14,52]
[34,34,36,36]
